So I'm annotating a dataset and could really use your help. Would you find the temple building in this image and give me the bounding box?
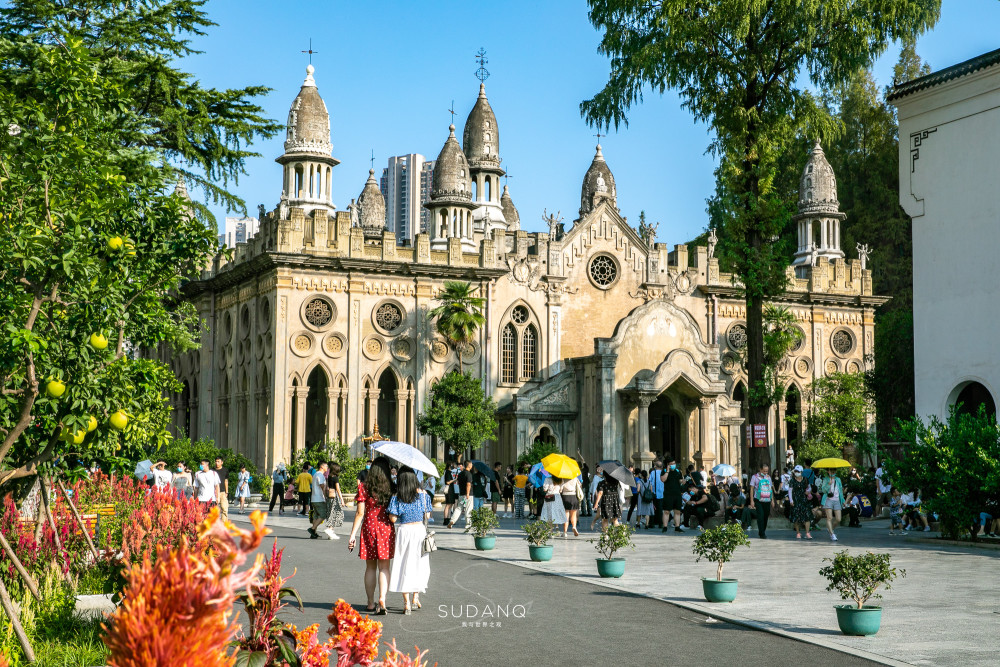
[152,65,885,474]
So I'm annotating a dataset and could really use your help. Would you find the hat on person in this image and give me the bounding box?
[793,465,803,473]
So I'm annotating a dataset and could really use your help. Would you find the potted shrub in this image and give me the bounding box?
[819,550,905,636]
[692,522,751,602]
[465,506,500,550]
[521,520,556,562]
[589,524,635,578]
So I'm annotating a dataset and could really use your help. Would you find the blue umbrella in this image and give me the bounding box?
[134,459,153,482]
[528,462,550,488]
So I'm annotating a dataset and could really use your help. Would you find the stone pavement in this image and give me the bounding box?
[426,512,1000,667]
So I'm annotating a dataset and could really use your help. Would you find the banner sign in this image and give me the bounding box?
[745,423,768,448]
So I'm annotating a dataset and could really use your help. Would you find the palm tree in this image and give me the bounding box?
[430,281,486,371]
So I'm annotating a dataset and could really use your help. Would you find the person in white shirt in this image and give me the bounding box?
[151,461,173,491]
[194,460,220,506]
[308,462,330,539]
[875,464,892,516]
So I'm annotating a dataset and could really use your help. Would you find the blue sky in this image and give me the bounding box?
[188,0,1000,244]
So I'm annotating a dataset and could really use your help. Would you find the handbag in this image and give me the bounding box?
[421,515,437,555]
[575,483,584,502]
[328,497,344,528]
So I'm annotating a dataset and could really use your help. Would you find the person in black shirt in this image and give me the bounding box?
[214,457,230,520]
[445,461,474,528]
[682,482,711,529]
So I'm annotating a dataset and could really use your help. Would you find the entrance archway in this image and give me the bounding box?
[952,381,996,418]
[377,370,398,441]
[648,395,682,463]
[305,367,329,448]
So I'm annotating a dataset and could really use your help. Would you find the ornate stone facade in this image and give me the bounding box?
[151,66,886,474]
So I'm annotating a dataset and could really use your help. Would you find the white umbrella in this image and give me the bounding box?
[372,441,439,477]
[712,463,737,477]
[134,459,153,481]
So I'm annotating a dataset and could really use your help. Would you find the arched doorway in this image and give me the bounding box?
[376,370,398,441]
[305,366,329,448]
[289,378,300,458]
[648,394,682,463]
[536,426,556,448]
[952,381,996,418]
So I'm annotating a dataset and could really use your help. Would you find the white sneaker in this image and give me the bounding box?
[831,533,838,541]
[923,526,931,532]
[324,528,338,540]
[678,525,689,532]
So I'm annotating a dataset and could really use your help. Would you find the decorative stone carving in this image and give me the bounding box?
[362,335,385,360]
[536,385,570,408]
[290,331,313,357]
[430,338,450,363]
[675,272,692,294]
[302,296,335,329]
[322,332,347,359]
[790,326,807,353]
[727,323,748,351]
[511,305,529,324]
[846,359,862,374]
[825,358,840,374]
[794,357,812,378]
[588,254,618,288]
[831,328,855,357]
[258,297,271,331]
[373,302,404,334]
[391,336,414,362]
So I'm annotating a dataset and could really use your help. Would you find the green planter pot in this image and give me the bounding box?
[595,558,626,578]
[474,535,496,551]
[528,545,553,562]
[835,605,883,636]
[701,578,739,603]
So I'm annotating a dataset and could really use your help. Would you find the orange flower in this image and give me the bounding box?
[378,640,436,667]
[287,623,336,667]
[328,599,381,667]
[103,509,270,667]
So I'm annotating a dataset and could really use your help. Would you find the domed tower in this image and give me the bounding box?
[792,140,845,275]
[462,83,507,234]
[275,65,340,217]
[425,124,476,252]
[356,169,387,239]
[579,143,617,219]
[500,184,520,232]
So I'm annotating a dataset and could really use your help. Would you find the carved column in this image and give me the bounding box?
[366,388,377,435]
[696,397,717,469]
[284,387,295,464]
[776,400,788,460]
[394,389,407,443]
[326,387,339,444]
[295,385,309,453]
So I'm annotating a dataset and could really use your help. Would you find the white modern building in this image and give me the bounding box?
[218,216,260,249]
[889,47,1000,420]
[379,154,435,245]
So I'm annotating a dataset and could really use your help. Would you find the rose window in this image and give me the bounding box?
[511,305,529,324]
[304,298,333,327]
[375,303,403,332]
[589,255,618,287]
[832,329,854,355]
[727,324,748,350]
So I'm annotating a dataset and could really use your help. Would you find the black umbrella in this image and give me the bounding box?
[469,460,497,481]
[597,460,634,486]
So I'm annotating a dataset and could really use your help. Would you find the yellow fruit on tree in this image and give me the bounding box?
[89,333,108,350]
[46,380,66,398]
[72,430,85,444]
[109,411,128,430]
[108,236,123,251]
[86,416,98,432]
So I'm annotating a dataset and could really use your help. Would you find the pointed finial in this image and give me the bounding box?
[449,123,456,136]
[302,63,316,87]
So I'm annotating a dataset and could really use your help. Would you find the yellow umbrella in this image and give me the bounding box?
[541,453,581,480]
[811,457,851,469]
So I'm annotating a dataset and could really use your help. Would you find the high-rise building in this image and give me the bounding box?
[379,154,435,245]
[218,216,260,248]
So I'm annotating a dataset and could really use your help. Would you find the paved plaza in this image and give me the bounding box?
[235,509,999,666]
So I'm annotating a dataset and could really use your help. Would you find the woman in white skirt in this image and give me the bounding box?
[539,476,567,527]
[818,469,846,542]
[387,467,432,614]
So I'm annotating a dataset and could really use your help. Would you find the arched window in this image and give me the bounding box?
[521,325,537,380]
[501,324,516,384]
[485,177,492,202]
[438,210,447,237]
[471,181,478,201]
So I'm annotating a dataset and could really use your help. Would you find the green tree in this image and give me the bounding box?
[760,305,804,406]
[581,0,939,468]
[416,371,497,462]
[886,407,1000,540]
[0,0,279,486]
[801,372,872,462]
[429,281,486,370]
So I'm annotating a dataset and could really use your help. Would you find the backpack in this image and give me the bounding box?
[705,493,721,514]
[756,476,772,502]
[641,481,655,503]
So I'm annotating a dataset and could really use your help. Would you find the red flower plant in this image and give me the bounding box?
[287,623,336,667]
[120,487,207,564]
[102,508,269,667]
[328,599,382,667]
[378,640,436,667]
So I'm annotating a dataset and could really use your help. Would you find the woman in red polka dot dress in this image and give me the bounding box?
[348,457,395,615]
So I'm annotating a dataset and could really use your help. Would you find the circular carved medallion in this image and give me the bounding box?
[430,338,450,363]
[727,323,748,351]
[831,328,855,357]
[363,335,385,360]
[794,357,811,378]
[511,305,529,324]
[847,359,862,374]
[323,333,346,359]
[391,336,414,362]
[289,332,313,357]
[258,297,271,331]
[721,353,739,375]
[825,358,840,375]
